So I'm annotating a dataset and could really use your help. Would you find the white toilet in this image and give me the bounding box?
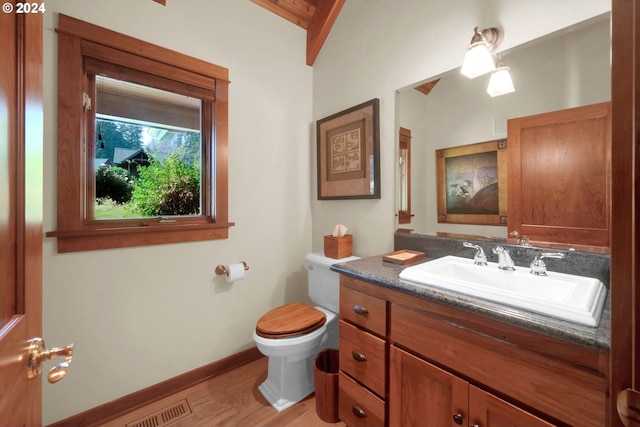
[253,252,359,412]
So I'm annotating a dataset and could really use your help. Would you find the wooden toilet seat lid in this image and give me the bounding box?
[255,302,326,339]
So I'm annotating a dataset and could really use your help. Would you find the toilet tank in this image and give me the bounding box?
[305,252,360,314]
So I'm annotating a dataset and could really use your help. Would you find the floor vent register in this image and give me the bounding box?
[125,399,192,427]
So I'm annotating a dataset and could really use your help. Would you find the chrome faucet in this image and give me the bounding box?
[530,251,565,276]
[492,246,515,271]
[463,242,487,266]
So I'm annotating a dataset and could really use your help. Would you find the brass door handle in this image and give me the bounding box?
[27,338,74,383]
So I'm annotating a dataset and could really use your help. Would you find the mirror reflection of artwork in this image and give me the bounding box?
[445,151,499,215]
[436,139,506,225]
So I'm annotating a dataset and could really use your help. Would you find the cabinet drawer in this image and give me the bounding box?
[339,371,385,427]
[339,320,386,397]
[340,285,386,336]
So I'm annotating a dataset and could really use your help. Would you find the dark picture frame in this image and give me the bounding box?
[316,99,380,199]
[436,139,507,225]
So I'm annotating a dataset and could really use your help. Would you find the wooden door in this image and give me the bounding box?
[468,385,555,427]
[507,102,611,251]
[0,4,43,425]
[611,1,640,426]
[389,346,468,427]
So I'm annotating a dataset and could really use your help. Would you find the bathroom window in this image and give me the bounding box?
[48,14,233,252]
[93,76,203,219]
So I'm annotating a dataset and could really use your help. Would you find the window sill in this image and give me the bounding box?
[398,211,414,225]
[46,222,235,253]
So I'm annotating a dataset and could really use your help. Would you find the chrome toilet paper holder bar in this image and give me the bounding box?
[215,261,249,276]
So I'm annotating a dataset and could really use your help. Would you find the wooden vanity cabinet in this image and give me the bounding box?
[390,299,607,427]
[338,274,609,427]
[390,346,555,427]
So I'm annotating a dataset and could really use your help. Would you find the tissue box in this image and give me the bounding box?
[324,234,353,259]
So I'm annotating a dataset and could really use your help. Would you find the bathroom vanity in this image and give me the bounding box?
[332,249,610,427]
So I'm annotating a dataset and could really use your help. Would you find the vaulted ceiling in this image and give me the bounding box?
[153,0,344,66]
[250,0,345,65]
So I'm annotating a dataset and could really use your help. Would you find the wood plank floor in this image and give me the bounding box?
[101,356,347,427]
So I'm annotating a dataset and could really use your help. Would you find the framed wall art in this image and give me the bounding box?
[316,98,380,199]
[436,139,507,225]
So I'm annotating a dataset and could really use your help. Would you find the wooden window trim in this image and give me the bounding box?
[398,127,413,224]
[46,14,233,253]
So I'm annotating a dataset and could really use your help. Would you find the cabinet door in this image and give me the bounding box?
[507,102,611,250]
[469,385,555,427]
[389,346,468,427]
[339,372,385,427]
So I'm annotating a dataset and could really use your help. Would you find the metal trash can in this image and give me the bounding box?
[314,348,340,423]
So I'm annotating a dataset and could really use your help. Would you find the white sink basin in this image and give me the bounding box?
[399,255,607,327]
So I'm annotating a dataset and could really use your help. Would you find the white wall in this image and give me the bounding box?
[42,1,312,424]
[311,0,610,257]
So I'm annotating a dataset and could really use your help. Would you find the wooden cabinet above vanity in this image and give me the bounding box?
[335,254,610,427]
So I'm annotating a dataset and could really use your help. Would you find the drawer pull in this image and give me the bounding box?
[452,413,463,425]
[353,304,368,315]
[352,404,367,418]
[352,350,367,362]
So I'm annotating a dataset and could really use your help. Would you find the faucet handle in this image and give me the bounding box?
[463,242,487,266]
[530,252,565,276]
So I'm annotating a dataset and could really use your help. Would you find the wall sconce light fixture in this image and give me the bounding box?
[487,55,515,97]
[461,27,504,79]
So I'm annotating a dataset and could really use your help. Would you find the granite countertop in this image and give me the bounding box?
[331,255,611,353]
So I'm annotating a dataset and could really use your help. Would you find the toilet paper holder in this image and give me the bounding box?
[215,261,249,276]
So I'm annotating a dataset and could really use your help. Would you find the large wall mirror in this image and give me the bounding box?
[396,13,610,240]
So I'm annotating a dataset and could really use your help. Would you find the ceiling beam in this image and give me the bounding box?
[251,0,343,66]
[415,79,441,96]
[306,0,345,66]
[251,0,316,29]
